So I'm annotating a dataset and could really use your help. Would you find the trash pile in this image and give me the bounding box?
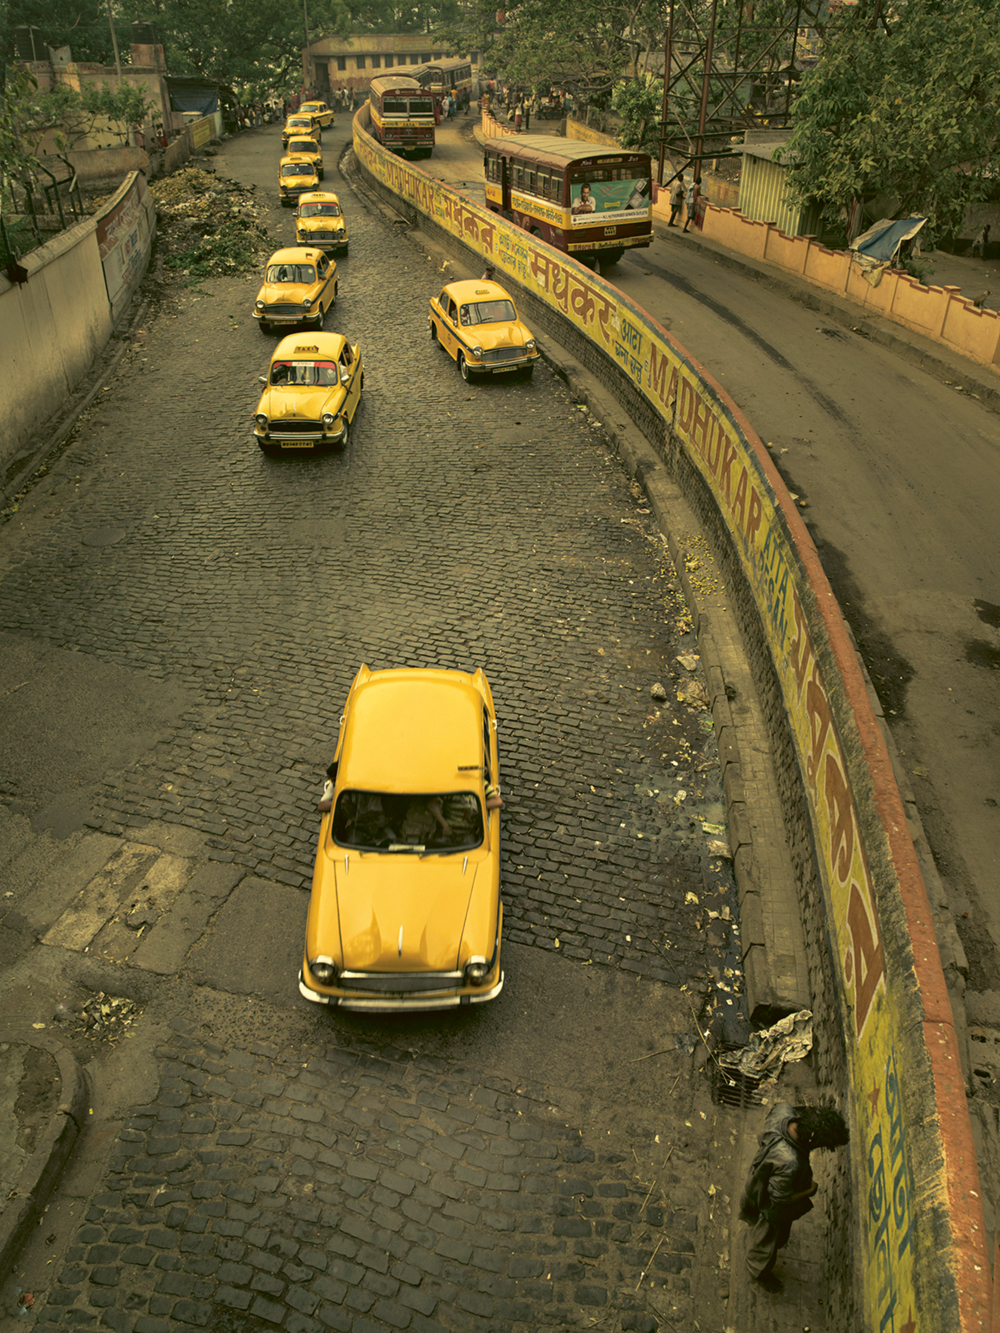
[59,991,141,1046]
[150,166,272,279]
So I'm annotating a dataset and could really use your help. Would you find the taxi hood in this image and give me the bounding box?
[330,854,482,972]
[260,385,344,419]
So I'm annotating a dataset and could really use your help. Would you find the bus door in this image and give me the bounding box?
[500,154,512,219]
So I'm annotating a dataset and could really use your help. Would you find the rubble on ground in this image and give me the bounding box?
[150,166,272,278]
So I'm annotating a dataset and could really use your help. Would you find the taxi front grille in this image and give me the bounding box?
[270,419,321,435]
[306,230,336,240]
[340,970,462,994]
[481,346,526,364]
[263,304,306,317]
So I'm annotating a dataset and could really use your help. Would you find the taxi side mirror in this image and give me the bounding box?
[340,366,350,385]
[259,376,267,384]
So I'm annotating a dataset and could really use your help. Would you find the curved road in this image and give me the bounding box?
[428,121,1000,1021]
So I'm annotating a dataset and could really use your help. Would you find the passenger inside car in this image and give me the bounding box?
[332,791,484,850]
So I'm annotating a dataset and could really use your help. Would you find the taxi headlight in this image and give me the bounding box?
[526,338,537,351]
[308,958,339,984]
[322,413,336,429]
[464,958,490,986]
[472,345,483,358]
[255,413,268,429]
[255,299,265,311]
[303,296,313,308]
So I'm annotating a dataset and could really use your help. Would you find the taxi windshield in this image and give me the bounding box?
[461,299,517,326]
[281,162,314,176]
[300,202,341,217]
[332,790,484,853]
[267,263,316,283]
[289,139,318,152]
[270,360,340,386]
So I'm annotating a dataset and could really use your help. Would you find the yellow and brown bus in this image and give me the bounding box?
[409,58,474,113]
[483,136,653,265]
[369,75,436,158]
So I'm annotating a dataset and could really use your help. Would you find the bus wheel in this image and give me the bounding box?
[602,248,625,266]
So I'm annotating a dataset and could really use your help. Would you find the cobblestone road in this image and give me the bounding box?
[0,121,745,1332]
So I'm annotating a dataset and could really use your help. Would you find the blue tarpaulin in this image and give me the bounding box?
[852,216,927,263]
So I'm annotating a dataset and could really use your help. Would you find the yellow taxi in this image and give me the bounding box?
[429,278,540,381]
[300,665,504,1010]
[295,191,349,255]
[278,153,319,205]
[253,332,363,453]
[253,247,337,333]
[285,135,323,179]
[282,113,321,147]
[300,99,335,128]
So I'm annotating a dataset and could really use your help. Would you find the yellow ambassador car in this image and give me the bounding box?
[296,192,349,255]
[282,113,321,146]
[253,247,337,333]
[429,279,540,382]
[300,665,504,1011]
[300,99,334,128]
[278,154,319,206]
[253,331,363,453]
[285,135,323,179]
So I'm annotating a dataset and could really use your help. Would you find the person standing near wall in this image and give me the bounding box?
[668,173,685,226]
[682,176,700,232]
[739,1103,850,1293]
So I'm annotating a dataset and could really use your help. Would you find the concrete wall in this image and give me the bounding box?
[39,146,150,190]
[163,113,221,175]
[356,105,992,1333]
[704,207,1000,371]
[0,171,156,475]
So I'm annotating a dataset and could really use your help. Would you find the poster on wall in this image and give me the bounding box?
[569,178,650,225]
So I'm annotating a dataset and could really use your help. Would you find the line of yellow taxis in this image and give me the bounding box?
[255,106,531,1001]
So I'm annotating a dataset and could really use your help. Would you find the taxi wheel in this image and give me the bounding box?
[522,364,534,380]
[458,352,475,382]
[312,305,325,331]
[258,321,271,335]
[430,322,438,343]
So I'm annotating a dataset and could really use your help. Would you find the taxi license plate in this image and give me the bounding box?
[493,366,518,373]
[280,441,315,449]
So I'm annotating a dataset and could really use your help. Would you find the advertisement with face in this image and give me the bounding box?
[569,177,650,225]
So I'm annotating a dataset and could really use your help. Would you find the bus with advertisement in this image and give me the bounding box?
[483,136,653,266]
[409,58,474,113]
[368,75,436,158]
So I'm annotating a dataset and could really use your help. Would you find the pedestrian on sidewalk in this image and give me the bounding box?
[514,102,523,132]
[668,174,685,226]
[739,1101,849,1293]
[972,224,991,258]
[682,176,700,232]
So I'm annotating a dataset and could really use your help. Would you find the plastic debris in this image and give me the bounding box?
[719,1010,813,1084]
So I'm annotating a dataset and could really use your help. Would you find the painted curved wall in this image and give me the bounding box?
[353,107,991,1333]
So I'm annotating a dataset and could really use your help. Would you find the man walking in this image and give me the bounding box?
[740,1102,849,1293]
[972,224,991,258]
[668,174,685,226]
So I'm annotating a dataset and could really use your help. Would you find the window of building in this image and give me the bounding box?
[410,54,421,64]
[371,54,381,68]
[356,54,366,69]
[337,56,346,70]
[384,54,393,67]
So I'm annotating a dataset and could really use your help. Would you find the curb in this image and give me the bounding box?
[0,1030,91,1278]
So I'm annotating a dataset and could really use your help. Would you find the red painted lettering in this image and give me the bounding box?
[745,485,762,546]
[824,751,856,886]
[846,879,886,1037]
[732,466,748,531]
[677,376,694,434]
[788,589,812,694]
[718,438,738,502]
[647,343,672,409]
[691,393,711,458]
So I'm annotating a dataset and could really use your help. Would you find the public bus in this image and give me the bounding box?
[409,58,474,112]
[483,136,653,266]
[368,75,436,158]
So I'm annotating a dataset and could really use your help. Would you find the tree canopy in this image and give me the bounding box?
[782,0,1000,234]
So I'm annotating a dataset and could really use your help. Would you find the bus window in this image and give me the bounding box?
[512,162,524,190]
[525,166,536,194]
[536,168,550,199]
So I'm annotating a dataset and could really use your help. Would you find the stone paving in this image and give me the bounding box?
[0,122,745,1331]
[30,1016,719,1333]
